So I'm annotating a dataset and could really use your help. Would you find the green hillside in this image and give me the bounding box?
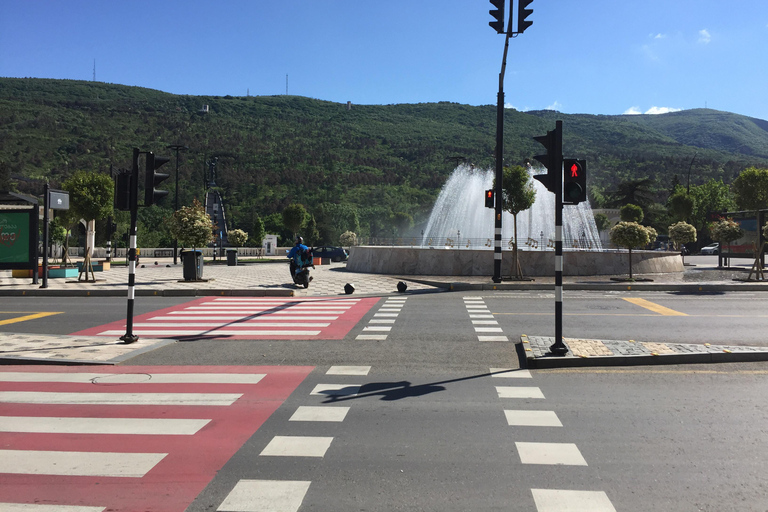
[1,77,767,242]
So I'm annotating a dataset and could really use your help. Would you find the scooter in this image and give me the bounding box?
[290,250,314,289]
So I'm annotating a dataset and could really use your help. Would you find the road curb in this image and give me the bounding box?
[522,335,768,369]
[0,289,296,297]
[433,282,768,293]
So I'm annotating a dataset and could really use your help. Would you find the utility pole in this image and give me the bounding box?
[167,143,188,265]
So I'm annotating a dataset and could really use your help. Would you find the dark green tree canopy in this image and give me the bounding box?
[62,170,114,222]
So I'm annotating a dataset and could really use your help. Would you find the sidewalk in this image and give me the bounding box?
[2,256,767,367]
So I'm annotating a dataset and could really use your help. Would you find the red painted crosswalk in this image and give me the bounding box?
[72,296,379,340]
[0,365,313,512]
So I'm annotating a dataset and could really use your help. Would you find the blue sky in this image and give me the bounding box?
[2,0,767,120]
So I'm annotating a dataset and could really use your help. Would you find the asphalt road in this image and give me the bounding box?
[2,291,768,511]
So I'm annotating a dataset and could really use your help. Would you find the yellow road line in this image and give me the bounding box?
[623,297,688,316]
[0,312,63,326]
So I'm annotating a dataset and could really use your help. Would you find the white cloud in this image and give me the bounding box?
[545,101,562,111]
[698,29,711,44]
[504,102,516,109]
[623,106,682,115]
[651,33,666,39]
[645,106,682,115]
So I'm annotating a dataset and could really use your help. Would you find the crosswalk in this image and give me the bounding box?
[492,368,617,511]
[0,365,312,512]
[72,297,378,340]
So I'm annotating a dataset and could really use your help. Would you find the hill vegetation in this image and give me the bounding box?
[1,77,767,245]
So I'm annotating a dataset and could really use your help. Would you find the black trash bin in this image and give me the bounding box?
[226,249,238,266]
[182,250,203,280]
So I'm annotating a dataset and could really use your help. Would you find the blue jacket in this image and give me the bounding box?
[287,243,310,265]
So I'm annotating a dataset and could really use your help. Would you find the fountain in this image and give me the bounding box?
[347,165,683,277]
[420,164,603,251]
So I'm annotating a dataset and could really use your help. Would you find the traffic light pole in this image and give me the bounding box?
[493,31,511,283]
[120,148,140,344]
[551,120,567,355]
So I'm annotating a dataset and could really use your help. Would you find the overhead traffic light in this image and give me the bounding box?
[485,189,495,208]
[532,123,562,193]
[488,0,505,33]
[144,151,171,206]
[563,159,587,204]
[517,0,533,34]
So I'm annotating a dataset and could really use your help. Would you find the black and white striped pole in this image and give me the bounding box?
[119,148,140,344]
[533,120,568,355]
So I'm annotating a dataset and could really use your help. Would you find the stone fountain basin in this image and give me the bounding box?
[347,246,683,276]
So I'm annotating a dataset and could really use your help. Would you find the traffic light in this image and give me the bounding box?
[114,171,132,211]
[563,159,587,204]
[485,189,495,208]
[532,123,562,193]
[517,0,533,34]
[144,151,171,206]
[489,0,505,33]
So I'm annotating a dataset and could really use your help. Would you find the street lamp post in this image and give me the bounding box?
[167,143,188,265]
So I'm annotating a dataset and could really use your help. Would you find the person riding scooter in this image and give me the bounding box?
[287,236,313,285]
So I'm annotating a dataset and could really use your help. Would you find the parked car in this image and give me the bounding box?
[700,243,719,255]
[312,245,349,262]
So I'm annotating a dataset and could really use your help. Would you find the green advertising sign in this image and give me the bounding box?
[0,211,30,263]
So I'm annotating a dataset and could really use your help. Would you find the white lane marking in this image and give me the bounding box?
[369,319,396,324]
[355,335,388,340]
[310,384,360,397]
[471,320,499,325]
[469,314,495,319]
[326,366,371,375]
[474,327,503,333]
[516,442,588,466]
[531,489,616,512]
[490,369,532,378]
[496,386,545,399]
[504,410,563,427]
[289,406,349,422]
[0,372,264,384]
[478,335,508,342]
[134,322,330,328]
[363,326,392,332]
[260,436,333,457]
[0,504,106,512]
[98,330,322,336]
[373,313,399,318]
[0,391,242,406]
[0,449,166,477]
[0,416,210,435]
[217,479,311,512]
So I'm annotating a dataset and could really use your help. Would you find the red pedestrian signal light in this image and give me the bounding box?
[563,159,587,204]
[485,189,495,208]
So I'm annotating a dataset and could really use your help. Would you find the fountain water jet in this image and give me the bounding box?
[421,164,603,251]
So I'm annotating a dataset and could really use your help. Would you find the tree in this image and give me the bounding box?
[497,165,536,279]
[619,204,644,223]
[282,203,309,239]
[668,221,697,265]
[610,222,651,279]
[392,212,413,237]
[709,218,743,267]
[607,178,656,209]
[251,214,266,247]
[732,167,768,211]
[593,213,611,233]
[167,198,214,279]
[315,203,359,245]
[304,215,320,246]
[227,228,248,247]
[339,231,357,246]
[688,179,735,232]
[61,170,114,277]
[667,190,695,223]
